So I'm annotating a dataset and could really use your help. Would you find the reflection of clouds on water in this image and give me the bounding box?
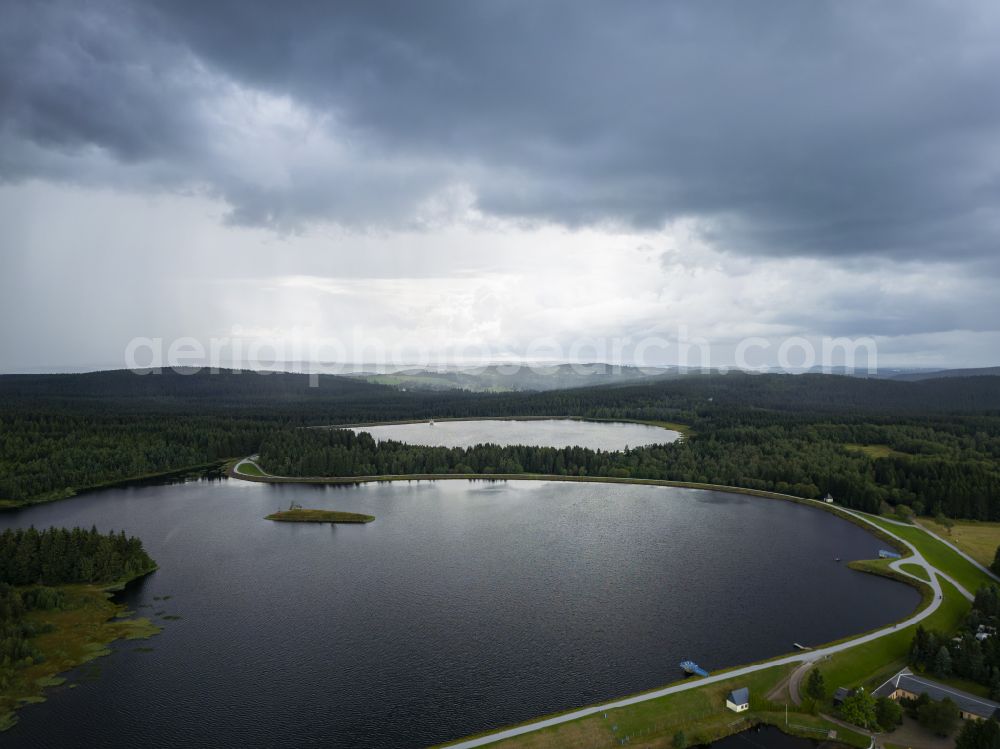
[162,525,181,546]
[467,482,511,494]
[695,492,749,505]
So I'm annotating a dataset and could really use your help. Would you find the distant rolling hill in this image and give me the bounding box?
[348,363,682,392]
[2,367,998,416]
[888,366,1000,381]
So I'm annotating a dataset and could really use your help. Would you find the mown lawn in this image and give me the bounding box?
[898,563,929,581]
[443,663,873,749]
[862,515,995,594]
[455,665,859,749]
[235,461,266,476]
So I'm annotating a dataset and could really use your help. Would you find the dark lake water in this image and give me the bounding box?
[347,418,682,449]
[0,478,918,748]
[705,725,819,749]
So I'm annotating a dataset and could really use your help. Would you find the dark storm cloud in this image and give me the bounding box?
[0,2,204,164]
[3,0,1000,260]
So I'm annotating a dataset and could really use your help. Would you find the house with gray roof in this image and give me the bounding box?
[726,687,749,713]
[872,668,1000,721]
[833,686,855,705]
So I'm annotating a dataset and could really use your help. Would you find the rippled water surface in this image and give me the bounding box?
[0,479,919,748]
[347,418,682,449]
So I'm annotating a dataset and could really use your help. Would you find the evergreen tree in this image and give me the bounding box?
[805,668,826,700]
[0,527,154,586]
[933,646,953,678]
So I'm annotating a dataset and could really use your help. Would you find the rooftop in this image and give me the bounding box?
[873,669,1000,719]
[727,688,749,705]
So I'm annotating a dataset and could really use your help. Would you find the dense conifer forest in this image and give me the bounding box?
[0,527,155,586]
[257,421,1000,518]
[2,368,999,518]
[0,527,156,687]
[910,585,1000,698]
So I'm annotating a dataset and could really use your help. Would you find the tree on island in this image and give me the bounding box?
[672,730,686,749]
[805,668,826,700]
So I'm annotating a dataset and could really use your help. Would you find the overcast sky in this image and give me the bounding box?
[2,1,1000,372]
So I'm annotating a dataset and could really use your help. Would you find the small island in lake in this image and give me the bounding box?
[266,504,375,524]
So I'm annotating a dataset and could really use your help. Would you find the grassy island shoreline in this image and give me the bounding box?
[0,569,160,731]
[0,528,160,731]
[266,508,375,523]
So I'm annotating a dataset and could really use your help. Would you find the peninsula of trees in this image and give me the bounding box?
[0,527,158,729]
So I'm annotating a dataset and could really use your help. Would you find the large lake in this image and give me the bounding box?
[346,418,681,450]
[0,479,918,748]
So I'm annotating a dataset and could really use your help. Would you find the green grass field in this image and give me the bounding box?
[235,461,266,476]
[449,664,868,749]
[862,515,995,594]
[898,562,929,581]
[920,518,1000,568]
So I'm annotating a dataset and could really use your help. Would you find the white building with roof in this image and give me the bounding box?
[726,687,749,713]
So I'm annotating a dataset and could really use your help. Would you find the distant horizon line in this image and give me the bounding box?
[2,361,999,378]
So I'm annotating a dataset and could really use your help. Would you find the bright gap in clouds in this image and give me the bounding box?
[1,182,998,372]
[3,0,1000,371]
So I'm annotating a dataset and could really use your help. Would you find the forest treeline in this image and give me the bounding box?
[909,585,1000,698]
[0,527,156,684]
[0,527,155,586]
[258,422,1000,518]
[2,369,999,518]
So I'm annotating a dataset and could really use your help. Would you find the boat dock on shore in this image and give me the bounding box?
[679,660,709,677]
